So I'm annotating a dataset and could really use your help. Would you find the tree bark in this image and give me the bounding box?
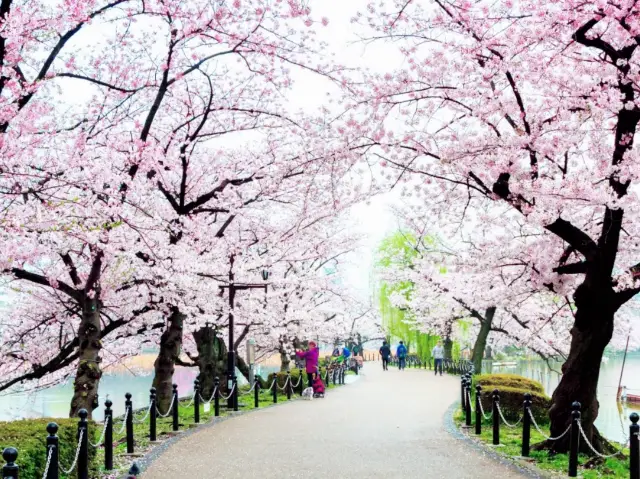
[69,294,102,418]
[443,336,453,360]
[547,281,616,453]
[152,309,184,412]
[192,326,227,399]
[471,307,495,374]
[279,342,291,372]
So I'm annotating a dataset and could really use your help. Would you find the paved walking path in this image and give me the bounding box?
[142,365,529,478]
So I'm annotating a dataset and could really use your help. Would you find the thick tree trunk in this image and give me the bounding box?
[471,307,495,374]
[192,326,227,399]
[547,282,616,453]
[443,336,453,360]
[279,342,291,372]
[152,309,184,413]
[69,295,102,418]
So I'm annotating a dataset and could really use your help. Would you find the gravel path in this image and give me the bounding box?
[142,365,529,478]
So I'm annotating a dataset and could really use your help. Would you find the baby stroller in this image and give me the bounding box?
[312,372,325,398]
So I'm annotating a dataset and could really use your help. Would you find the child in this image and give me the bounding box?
[312,372,325,398]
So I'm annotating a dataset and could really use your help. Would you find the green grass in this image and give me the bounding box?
[453,409,631,478]
[94,379,344,478]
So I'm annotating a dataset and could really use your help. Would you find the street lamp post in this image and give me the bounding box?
[219,263,269,410]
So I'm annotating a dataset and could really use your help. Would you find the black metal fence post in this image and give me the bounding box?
[105,399,114,469]
[475,385,482,435]
[522,393,532,457]
[630,412,639,479]
[232,376,239,412]
[568,401,581,477]
[298,369,304,395]
[2,447,18,478]
[45,423,59,479]
[273,375,278,404]
[125,393,134,453]
[194,379,200,424]
[77,409,89,479]
[254,377,260,408]
[465,379,472,427]
[492,389,500,446]
[172,384,179,431]
[286,372,292,400]
[149,389,157,442]
[214,377,220,417]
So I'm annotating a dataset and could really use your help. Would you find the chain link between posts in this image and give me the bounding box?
[277,377,290,391]
[89,416,109,447]
[199,386,218,405]
[290,375,303,389]
[578,421,629,458]
[156,395,176,418]
[219,384,236,401]
[496,403,523,428]
[115,407,129,434]
[59,429,84,475]
[527,408,571,441]
[132,403,152,424]
[478,396,492,420]
[41,446,53,479]
[240,381,258,396]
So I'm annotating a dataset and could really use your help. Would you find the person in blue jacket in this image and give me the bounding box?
[396,341,407,370]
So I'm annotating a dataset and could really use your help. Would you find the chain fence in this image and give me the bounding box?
[89,416,110,447]
[59,429,84,475]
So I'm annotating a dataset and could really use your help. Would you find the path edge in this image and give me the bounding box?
[443,402,558,479]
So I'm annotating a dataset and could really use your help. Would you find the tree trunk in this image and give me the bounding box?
[69,295,102,418]
[547,282,616,453]
[279,342,291,372]
[443,336,453,360]
[192,326,227,399]
[471,307,495,374]
[152,309,184,413]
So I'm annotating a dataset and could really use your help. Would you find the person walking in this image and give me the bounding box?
[296,341,320,386]
[432,341,444,376]
[379,341,391,371]
[396,341,407,370]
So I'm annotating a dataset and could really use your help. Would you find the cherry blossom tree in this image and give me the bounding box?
[0,0,367,415]
[341,0,640,448]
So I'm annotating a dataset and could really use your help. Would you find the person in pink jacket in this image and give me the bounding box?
[296,341,320,387]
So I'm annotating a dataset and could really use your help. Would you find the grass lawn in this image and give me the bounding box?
[453,409,631,478]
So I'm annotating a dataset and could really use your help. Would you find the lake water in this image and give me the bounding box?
[0,363,280,422]
[483,353,640,443]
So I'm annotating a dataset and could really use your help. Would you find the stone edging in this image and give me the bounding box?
[119,373,362,478]
[443,402,560,479]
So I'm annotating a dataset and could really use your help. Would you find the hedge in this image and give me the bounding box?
[0,418,98,479]
[474,374,551,423]
[475,373,545,394]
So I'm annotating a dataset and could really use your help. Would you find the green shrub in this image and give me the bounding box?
[477,385,551,423]
[475,373,545,394]
[0,418,98,479]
